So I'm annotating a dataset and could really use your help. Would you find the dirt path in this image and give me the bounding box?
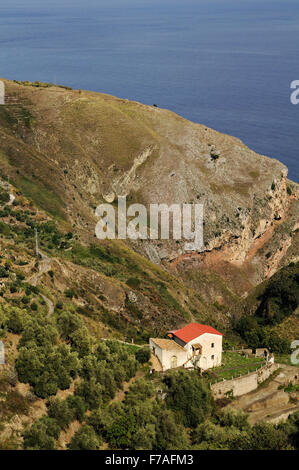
[28,252,52,287]
[99,338,145,348]
[227,364,299,425]
[58,420,81,449]
[41,294,54,315]
[26,251,54,315]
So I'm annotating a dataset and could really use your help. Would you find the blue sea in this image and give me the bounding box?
[0,0,298,181]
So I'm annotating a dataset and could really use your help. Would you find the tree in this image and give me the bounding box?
[18,316,58,349]
[87,408,113,436]
[124,378,155,406]
[135,347,151,364]
[66,395,86,422]
[75,378,104,410]
[70,328,92,358]
[106,413,136,449]
[246,422,291,450]
[216,408,250,431]
[47,398,74,430]
[57,310,83,341]
[23,416,60,450]
[154,406,189,450]
[16,342,79,398]
[6,307,27,334]
[164,370,213,428]
[68,425,101,450]
[130,423,156,450]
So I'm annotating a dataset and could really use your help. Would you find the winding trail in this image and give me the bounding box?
[41,294,54,315]
[99,337,145,348]
[28,252,52,287]
[27,251,54,315]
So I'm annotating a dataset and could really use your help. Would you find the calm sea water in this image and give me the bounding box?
[0,0,298,181]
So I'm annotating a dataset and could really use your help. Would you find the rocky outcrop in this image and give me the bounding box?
[0,79,297,297]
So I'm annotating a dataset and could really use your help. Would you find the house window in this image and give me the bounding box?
[211,355,215,360]
[211,343,214,348]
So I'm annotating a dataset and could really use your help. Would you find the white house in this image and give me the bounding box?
[149,323,223,372]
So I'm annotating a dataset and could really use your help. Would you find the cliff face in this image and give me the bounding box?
[0,79,298,300]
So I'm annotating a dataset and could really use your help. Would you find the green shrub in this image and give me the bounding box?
[0,266,9,278]
[164,370,213,428]
[47,398,74,430]
[68,424,101,450]
[135,347,151,364]
[23,416,60,450]
[126,277,141,288]
[0,188,10,204]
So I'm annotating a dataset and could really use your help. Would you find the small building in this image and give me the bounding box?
[255,348,270,359]
[150,323,223,372]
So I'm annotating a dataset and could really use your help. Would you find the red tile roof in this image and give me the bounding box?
[170,323,223,344]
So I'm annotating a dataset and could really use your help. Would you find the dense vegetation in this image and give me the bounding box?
[2,294,298,450]
[233,262,299,353]
[255,263,299,325]
[21,367,299,450]
[234,316,290,353]
[0,179,298,450]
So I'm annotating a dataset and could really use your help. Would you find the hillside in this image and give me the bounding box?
[0,79,298,450]
[0,79,297,299]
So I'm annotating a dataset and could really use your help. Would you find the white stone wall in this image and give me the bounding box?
[211,363,279,398]
[149,339,163,367]
[160,347,188,371]
[185,333,222,370]
[149,339,186,371]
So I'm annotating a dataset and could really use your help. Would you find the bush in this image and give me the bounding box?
[164,370,213,428]
[0,266,9,278]
[68,425,101,450]
[126,277,141,288]
[135,347,151,364]
[23,416,60,450]
[47,398,74,430]
[0,189,10,205]
[66,395,86,422]
[65,288,75,299]
[7,307,27,334]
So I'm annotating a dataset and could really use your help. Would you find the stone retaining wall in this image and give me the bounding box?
[211,363,279,399]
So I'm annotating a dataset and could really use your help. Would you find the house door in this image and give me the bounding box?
[171,356,177,368]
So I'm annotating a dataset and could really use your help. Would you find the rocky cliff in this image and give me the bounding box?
[0,78,298,303]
